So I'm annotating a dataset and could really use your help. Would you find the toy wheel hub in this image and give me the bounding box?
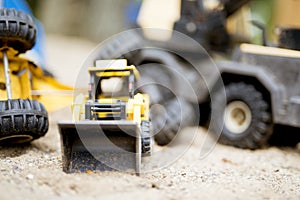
[224,101,252,134]
[0,135,33,145]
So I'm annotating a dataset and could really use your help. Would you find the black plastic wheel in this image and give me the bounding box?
[211,82,273,149]
[0,8,36,53]
[96,30,143,64]
[141,120,152,156]
[153,97,196,146]
[0,99,48,145]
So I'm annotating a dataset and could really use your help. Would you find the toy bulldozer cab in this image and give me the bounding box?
[58,59,152,174]
[85,59,149,123]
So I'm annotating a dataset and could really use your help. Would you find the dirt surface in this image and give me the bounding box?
[0,35,300,200]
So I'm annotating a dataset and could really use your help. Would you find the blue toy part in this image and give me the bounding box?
[125,0,142,27]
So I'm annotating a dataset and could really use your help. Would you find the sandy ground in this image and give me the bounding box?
[0,35,300,200]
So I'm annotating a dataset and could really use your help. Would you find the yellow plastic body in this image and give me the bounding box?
[88,64,140,79]
[0,52,74,112]
[97,93,150,124]
[73,93,149,122]
[125,93,149,124]
[31,75,74,112]
[0,55,43,100]
[73,60,149,125]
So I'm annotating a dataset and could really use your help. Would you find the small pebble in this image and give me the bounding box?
[26,174,34,180]
[5,159,11,164]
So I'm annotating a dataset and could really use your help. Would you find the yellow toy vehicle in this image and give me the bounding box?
[0,8,48,145]
[58,59,152,174]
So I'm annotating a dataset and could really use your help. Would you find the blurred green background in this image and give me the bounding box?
[27,0,133,42]
[25,0,298,44]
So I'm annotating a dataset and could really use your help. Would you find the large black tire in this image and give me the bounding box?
[96,30,143,64]
[136,63,199,146]
[0,99,48,145]
[153,97,197,146]
[0,8,36,53]
[141,120,153,156]
[211,82,273,149]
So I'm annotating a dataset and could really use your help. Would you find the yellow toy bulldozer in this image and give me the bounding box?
[0,8,48,145]
[58,59,152,174]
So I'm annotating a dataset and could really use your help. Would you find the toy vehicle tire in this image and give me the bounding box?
[211,82,273,149]
[141,120,153,156]
[0,8,36,53]
[0,99,48,145]
[154,98,196,146]
[96,30,142,64]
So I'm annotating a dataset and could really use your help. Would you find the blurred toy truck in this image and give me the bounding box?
[95,0,300,149]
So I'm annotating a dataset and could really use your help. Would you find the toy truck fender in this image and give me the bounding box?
[214,60,287,125]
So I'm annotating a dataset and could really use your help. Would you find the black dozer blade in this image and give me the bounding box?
[58,120,141,175]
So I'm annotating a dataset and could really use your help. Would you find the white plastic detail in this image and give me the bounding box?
[224,101,252,134]
[95,59,127,69]
[101,77,124,93]
[137,0,181,41]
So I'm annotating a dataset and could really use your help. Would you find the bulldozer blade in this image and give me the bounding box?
[58,120,141,175]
